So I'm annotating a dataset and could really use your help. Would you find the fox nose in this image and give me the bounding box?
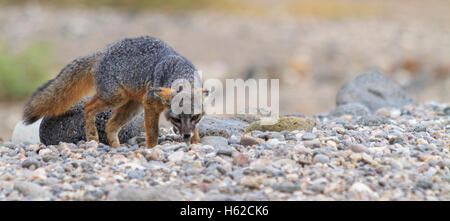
[183,133,191,139]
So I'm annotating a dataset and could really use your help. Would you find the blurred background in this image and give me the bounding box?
[0,0,449,140]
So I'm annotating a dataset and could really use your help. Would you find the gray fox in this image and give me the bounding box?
[23,36,207,148]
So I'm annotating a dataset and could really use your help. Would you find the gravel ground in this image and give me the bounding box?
[0,102,448,201]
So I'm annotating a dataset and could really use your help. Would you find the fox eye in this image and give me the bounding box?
[170,117,181,124]
[192,115,201,122]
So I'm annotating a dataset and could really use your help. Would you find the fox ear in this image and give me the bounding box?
[147,86,174,105]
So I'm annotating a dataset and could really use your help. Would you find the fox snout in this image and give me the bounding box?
[173,119,196,143]
[175,126,196,144]
[164,111,202,144]
[183,132,192,139]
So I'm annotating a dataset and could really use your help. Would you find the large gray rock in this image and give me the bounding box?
[197,117,248,138]
[39,98,145,145]
[12,119,41,144]
[328,102,370,118]
[200,136,229,148]
[336,72,413,112]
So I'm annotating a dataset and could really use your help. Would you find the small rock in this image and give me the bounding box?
[415,179,433,189]
[349,144,368,153]
[307,184,325,193]
[361,153,377,165]
[38,148,52,156]
[42,154,58,162]
[240,176,260,189]
[85,140,99,150]
[273,183,300,193]
[232,153,250,166]
[313,154,329,164]
[145,149,164,161]
[200,136,228,148]
[376,108,392,118]
[304,139,321,148]
[162,144,184,152]
[128,136,146,145]
[239,136,263,146]
[168,151,185,162]
[216,148,234,157]
[21,158,40,169]
[198,117,248,138]
[301,133,316,140]
[267,138,284,146]
[228,135,239,145]
[250,159,273,171]
[350,182,374,195]
[444,106,450,115]
[246,117,315,133]
[390,109,401,118]
[127,170,145,180]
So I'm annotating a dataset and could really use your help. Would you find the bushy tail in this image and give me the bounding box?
[23,52,103,124]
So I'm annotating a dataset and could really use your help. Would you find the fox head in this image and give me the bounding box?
[147,85,208,143]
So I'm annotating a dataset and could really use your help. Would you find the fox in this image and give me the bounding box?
[23,36,208,148]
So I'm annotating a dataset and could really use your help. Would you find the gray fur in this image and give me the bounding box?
[95,36,202,103]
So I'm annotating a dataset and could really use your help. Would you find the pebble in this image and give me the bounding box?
[304,139,321,148]
[232,153,250,166]
[228,135,240,145]
[240,176,263,189]
[216,148,234,157]
[21,158,40,169]
[415,179,433,190]
[200,136,228,148]
[38,148,52,156]
[163,144,184,152]
[349,144,368,153]
[127,170,145,180]
[350,182,374,195]
[145,149,164,161]
[313,154,330,164]
[239,136,263,146]
[302,133,317,140]
[168,151,185,162]
[274,183,300,193]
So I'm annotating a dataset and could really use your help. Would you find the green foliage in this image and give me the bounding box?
[0,41,53,100]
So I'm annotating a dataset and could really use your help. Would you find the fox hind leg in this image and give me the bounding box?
[84,95,121,143]
[105,100,142,148]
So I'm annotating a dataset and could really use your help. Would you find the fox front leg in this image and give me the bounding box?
[190,128,200,144]
[143,86,173,148]
[144,107,160,148]
[143,99,167,148]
